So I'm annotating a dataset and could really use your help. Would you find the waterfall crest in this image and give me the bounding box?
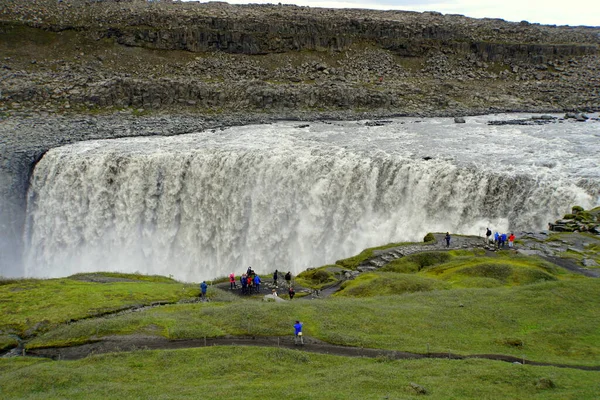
[23,120,598,281]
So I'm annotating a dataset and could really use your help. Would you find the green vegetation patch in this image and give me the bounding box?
[27,279,600,366]
[422,252,565,288]
[0,276,197,337]
[1,348,599,399]
[335,272,449,297]
[382,251,452,273]
[296,265,341,289]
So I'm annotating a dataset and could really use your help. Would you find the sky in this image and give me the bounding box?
[188,0,600,27]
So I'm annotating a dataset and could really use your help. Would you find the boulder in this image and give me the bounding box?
[582,259,598,267]
[454,117,466,123]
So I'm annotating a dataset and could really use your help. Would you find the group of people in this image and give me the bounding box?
[485,228,515,248]
[226,268,295,297]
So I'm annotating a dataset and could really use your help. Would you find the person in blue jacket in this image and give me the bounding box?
[294,320,304,345]
[445,232,451,248]
[500,233,507,248]
[200,281,208,301]
[254,274,261,293]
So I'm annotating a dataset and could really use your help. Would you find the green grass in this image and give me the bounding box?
[0,275,198,337]
[27,279,600,366]
[296,265,343,289]
[0,347,598,399]
[335,272,449,297]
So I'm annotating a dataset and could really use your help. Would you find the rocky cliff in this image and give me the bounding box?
[1,0,599,115]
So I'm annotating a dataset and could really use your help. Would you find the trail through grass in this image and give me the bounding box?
[0,347,598,399]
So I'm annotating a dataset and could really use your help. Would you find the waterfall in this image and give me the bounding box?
[22,120,598,281]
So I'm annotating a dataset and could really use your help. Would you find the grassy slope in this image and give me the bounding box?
[0,347,598,400]
[0,274,198,338]
[28,279,600,366]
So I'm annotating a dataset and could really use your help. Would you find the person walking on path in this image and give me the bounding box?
[294,320,304,345]
[500,233,507,248]
[229,273,237,290]
[285,271,292,286]
[485,228,492,244]
[508,233,515,248]
[288,287,295,300]
[273,270,278,287]
[200,281,208,301]
[445,232,451,248]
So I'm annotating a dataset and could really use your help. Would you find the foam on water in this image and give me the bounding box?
[23,114,600,280]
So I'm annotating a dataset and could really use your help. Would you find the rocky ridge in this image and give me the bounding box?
[1,0,599,116]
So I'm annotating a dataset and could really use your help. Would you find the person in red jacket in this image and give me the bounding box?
[508,233,516,248]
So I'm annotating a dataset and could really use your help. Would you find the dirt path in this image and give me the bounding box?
[22,335,600,371]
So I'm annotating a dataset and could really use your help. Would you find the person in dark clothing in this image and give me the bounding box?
[241,274,247,295]
[200,281,208,301]
[285,271,291,285]
[485,228,492,244]
[445,232,451,248]
[273,270,278,286]
[288,286,295,300]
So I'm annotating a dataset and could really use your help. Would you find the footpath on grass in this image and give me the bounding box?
[20,334,600,371]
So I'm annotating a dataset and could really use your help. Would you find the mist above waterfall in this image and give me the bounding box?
[23,115,600,281]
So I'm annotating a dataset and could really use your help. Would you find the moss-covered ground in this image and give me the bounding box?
[1,238,600,398]
[1,347,599,400]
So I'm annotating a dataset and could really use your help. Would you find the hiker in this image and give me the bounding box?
[494,232,500,248]
[288,286,295,300]
[272,289,278,297]
[229,272,237,290]
[500,233,507,248]
[445,232,451,248]
[294,320,304,345]
[485,228,492,244]
[200,281,208,301]
[285,271,292,285]
[508,233,515,248]
[241,274,248,295]
[273,269,278,286]
[247,266,252,276]
[254,274,261,293]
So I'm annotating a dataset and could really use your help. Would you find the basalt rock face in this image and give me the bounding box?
[1,0,599,115]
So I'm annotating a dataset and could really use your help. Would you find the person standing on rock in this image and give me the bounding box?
[254,274,261,293]
[200,281,208,301]
[229,272,237,290]
[445,232,451,248]
[285,271,292,285]
[294,320,304,345]
[273,270,278,287]
[508,233,515,248]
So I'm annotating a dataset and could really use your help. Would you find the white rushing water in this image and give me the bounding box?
[23,114,600,281]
